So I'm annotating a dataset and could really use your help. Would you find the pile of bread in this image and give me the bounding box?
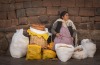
[32,24,45,31]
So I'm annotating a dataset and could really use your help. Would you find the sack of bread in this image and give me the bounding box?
[30,36,47,48]
[32,24,45,31]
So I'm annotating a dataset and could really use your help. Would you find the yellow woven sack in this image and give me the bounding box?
[26,45,41,60]
[43,49,56,59]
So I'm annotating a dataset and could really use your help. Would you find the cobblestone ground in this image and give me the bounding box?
[0,50,100,65]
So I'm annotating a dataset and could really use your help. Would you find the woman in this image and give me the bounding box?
[51,11,78,49]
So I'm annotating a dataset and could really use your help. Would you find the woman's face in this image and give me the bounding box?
[62,13,69,21]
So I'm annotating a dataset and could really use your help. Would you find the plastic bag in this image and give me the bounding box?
[10,29,29,58]
[72,45,87,59]
[42,49,56,59]
[55,44,74,62]
[26,45,41,60]
[81,39,96,57]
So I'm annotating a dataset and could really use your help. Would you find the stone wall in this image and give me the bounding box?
[0,0,100,55]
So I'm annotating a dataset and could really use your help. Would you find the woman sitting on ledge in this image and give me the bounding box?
[51,11,78,49]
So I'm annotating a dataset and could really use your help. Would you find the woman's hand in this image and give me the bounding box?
[71,37,74,41]
[56,33,60,37]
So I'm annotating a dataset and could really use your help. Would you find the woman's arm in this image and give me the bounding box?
[51,22,58,35]
[69,20,78,46]
[70,20,76,30]
[69,20,77,37]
